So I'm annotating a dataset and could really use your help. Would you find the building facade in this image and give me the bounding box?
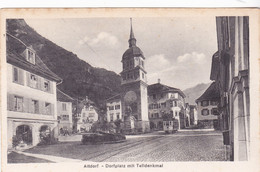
[210,16,250,161]
[6,34,62,148]
[57,89,74,134]
[74,98,99,132]
[196,82,220,129]
[148,81,186,130]
[106,94,122,122]
[120,19,150,133]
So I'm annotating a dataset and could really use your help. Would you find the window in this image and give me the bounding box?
[62,115,69,121]
[115,105,120,110]
[201,101,209,107]
[175,112,178,116]
[13,67,24,85]
[116,113,120,119]
[210,101,218,106]
[27,50,35,64]
[141,60,144,67]
[201,109,209,116]
[142,73,144,79]
[44,80,50,92]
[29,74,38,88]
[161,102,166,108]
[89,113,94,117]
[13,67,18,82]
[174,101,177,107]
[110,113,114,121]
[155,113,159,118]
[62,103,67,111]
[153,103,158,109]
[31,100,39,113]
[14,96,23,112]
[170,101,173,107]
[109,106,114,110]
[152,94,156,100]
[45,102,51,115]
[211,108,219,115]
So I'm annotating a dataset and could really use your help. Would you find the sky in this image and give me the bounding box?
[25,17,217,90]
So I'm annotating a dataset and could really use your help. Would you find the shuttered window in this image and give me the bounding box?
[14,96,23,112]
[45,102,51,115]
[31,99,39,114]
[28,73,38,89]
[13,67,24,85]
[43,79,51,92]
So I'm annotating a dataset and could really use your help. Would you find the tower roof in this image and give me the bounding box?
[129,18,135,40]
[122,18,144,60]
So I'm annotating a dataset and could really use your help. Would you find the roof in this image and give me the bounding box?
[122,19,145,60]
[57,89,74,102]
[105,94,121,102]
[196,82,220,102]
[6,33,62,82]
[148,83,186,98]
[210,51,220,81]
[122,46,144,60]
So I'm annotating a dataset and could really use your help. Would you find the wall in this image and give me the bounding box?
[7,63,58,148]
[106,99,122,122]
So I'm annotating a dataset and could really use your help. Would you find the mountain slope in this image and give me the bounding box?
[183,82,211,105]
[6,19,121,106]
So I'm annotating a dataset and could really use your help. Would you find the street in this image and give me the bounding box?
[8,129,226,163]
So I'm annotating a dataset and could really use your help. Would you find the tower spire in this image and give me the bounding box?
[128,18,136,47]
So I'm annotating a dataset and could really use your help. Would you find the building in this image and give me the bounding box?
[196,82,220,129]
[57,89,74,134]
[106,94,122,122]
[148,80,186,130]
[119,19,150,133]
[74,97,99,132]
[6,33,62,148]
[189,105,198,126]
[210,16,250,161]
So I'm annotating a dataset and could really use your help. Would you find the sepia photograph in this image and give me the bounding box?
[1,8,259,172]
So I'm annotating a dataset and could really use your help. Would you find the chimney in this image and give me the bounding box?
[158,79,161,84]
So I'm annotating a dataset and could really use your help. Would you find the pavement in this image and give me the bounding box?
[9,129,226,162]
[13,150,83,163]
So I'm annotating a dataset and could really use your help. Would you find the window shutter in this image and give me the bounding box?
[39,101,45,115]
[23,97,30,113]
[51,104,54,116]
[50,81,54,94]
[18,68,24,85]
[37,77,42,90]
[7,93,14,111]
[26,72,30,86]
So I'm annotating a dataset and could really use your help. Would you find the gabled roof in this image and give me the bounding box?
[148,83,185,98]
[6,33,62,82]
[105,94,121,102]
[57,89,74,102]
[196,82,220,102]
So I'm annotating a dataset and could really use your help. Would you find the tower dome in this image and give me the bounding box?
[122,18,145,60]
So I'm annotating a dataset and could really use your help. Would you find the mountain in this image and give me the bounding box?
[6,19,121,106]
[183,82,212,105]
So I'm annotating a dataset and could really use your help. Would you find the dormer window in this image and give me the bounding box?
[27,49,35,64]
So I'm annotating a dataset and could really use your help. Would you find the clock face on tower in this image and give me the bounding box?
[124,91,137,103]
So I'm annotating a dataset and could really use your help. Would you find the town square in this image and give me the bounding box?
[4,12,251,163]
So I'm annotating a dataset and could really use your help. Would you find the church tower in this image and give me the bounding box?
[120,19,150,133]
